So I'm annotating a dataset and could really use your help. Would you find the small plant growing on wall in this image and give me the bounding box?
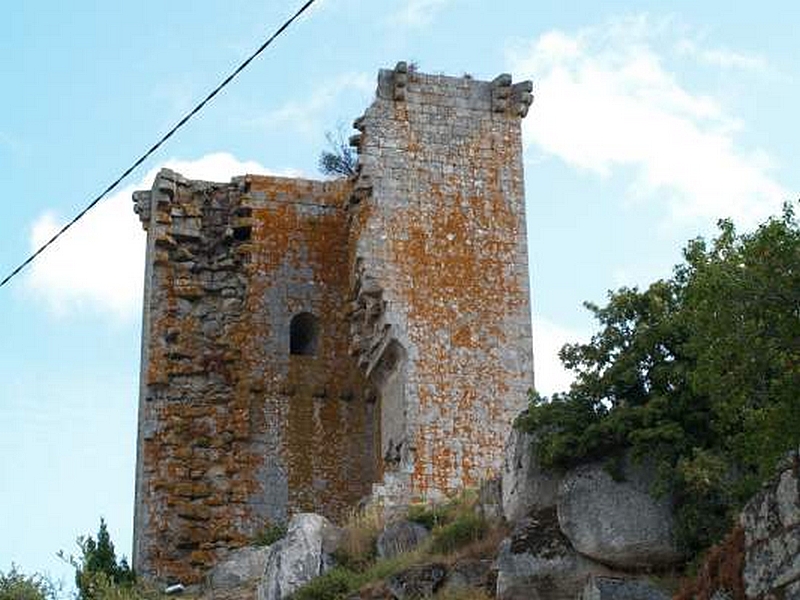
[318,126,357,178]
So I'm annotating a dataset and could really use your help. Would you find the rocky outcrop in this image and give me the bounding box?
[502,426,680,571]
[256,514,341,600]
[741,451,800,598]
[502,427,562,522]
[674,449,800,600]
[494,507,614,600]
[557,461,680,569]
[498,426,680,598]
[376,520,430,559]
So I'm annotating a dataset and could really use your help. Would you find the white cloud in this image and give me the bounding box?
[390,0,453,27]
[509,16,788,226]
[24,153,283,319]
[675,39,768,72]
[532,316,586,397]
[251,72,373,136]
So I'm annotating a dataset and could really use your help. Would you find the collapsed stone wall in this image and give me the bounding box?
[133,172,377,584]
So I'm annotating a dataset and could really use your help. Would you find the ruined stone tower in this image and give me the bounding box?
[132,64,534,584]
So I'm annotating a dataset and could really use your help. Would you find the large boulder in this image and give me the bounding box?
[495,507,614,600]
[557,461,680,569]
[257,513,341,600]
[502,427,563,522]
[376,520,430,559]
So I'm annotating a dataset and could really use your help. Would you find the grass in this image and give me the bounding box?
[288,552,424,600]
[289,487,501,600]
[429,513,488,555]
[330,503,385,571]
[253,523,287,547]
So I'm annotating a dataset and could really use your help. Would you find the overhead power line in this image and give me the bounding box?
[0,0,317,289]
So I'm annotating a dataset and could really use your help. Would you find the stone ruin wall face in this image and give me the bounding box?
[132,65,534,584]
[133,173,378,584]
[349,67,534,502]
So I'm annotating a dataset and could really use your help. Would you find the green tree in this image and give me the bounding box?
[65,519,135,600]
[0,566,59,600]
[518,203,800,556]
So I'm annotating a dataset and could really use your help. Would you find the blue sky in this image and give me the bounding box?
[1,0,798,586]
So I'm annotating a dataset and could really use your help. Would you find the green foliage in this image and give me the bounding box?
[329,547,373,574]
[69,573,163,600]
[60,519,136,600]
[429,513,488,555]
[406,504,452,530]
[291,490,491,599]
[289,553,420,600]
[287,567,356,600]
[406,489,479,531]
[253,523,287,547]
[518,204,800,556]
[0,566,59,600]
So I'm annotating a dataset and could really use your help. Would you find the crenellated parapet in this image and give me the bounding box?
[373,60,534,118]
[491,73,534,117]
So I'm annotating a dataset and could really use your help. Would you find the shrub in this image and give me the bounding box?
[0,566,59,600]
[59,518,135,600]
[517,204,800,558]
[288,567,356,600]
[71,572,165,600]
[254,524,287,547]
[318,128,357,178]
[406,504,446,530]
[332,504,384,572]
[429,513,488,555]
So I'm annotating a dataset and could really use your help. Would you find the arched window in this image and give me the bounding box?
[290,312,319,356]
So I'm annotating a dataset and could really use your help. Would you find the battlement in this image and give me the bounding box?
[132,64,534,585]
[373,62,533,117]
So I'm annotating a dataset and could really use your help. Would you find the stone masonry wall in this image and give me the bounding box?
[133,172,377,585]
[349,65,534,501]
[133,64,535,584]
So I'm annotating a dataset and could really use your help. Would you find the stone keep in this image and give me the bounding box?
[132,64,534,584]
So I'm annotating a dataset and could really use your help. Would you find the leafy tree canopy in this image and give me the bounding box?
[518,203,800,555]
[60,519,135,600]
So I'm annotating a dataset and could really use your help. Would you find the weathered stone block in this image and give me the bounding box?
[557,461,680,569]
